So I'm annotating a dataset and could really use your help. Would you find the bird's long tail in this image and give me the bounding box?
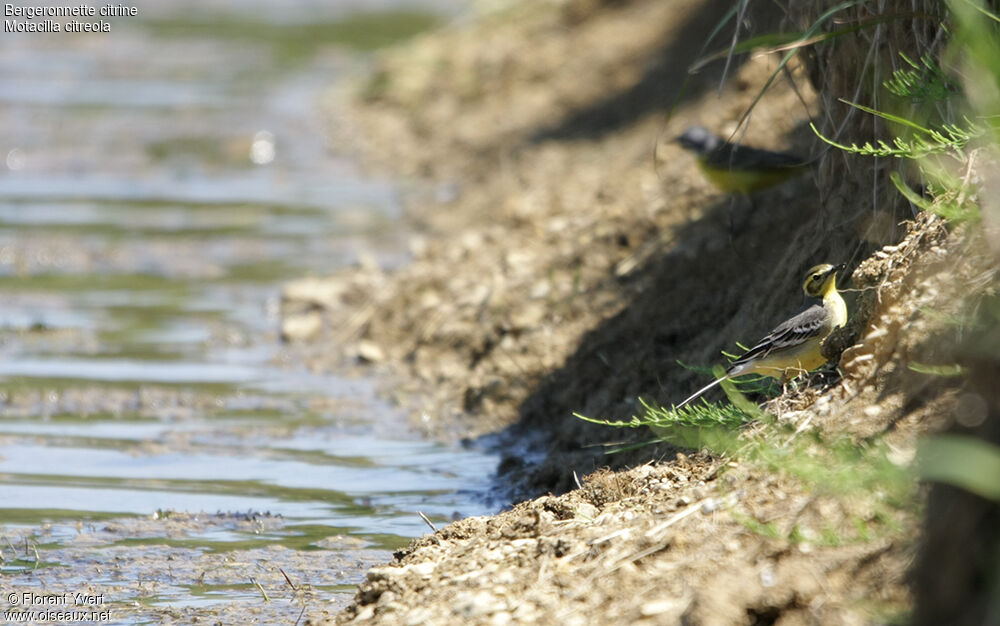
[675,375,729,410]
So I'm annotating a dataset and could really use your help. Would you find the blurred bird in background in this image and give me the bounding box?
[675,126,808,194]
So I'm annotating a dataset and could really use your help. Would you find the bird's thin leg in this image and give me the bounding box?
[726,195,738,240]
[730,194,754,237]
[787,369,809,395]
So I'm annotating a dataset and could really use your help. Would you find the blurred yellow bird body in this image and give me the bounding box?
[677,126,807,194]
[696,158,806,194]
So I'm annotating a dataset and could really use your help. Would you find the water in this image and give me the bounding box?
[0,2,496,620]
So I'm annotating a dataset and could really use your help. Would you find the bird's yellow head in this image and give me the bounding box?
[802,263,844,298]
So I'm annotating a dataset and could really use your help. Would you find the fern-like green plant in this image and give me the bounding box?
[810,46,991,223]
[884,52,960,102]
[811,103,984,160]
[574,396,754,455]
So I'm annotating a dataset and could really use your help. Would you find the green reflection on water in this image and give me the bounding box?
[0,560,64,573]
[0,427,382,469]
[0,508,129,525]
[109,521,397,553]
[144,10,441,61]
[0,376,240,395]
[0,474,365,509]
[0,273,190,294]
[0,221,260,240]
[222,259,299,283]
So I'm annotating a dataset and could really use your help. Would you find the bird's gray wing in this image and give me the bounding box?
[705,143,805,171]
[728,303,828,371]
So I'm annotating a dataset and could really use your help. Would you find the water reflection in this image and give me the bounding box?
[0,1,492,618]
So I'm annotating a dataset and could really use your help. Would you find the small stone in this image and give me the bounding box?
[640,599,681,616]
[574,502,598,521]
[410,561,437,577]
[409,235,429,258]
[357,340,385,364]
[886,444,916,467]
[454,590,502,618]
[760,565,776,587]
[406,609,432,626]
[529,281,550,299]
[510,303,546,330]
[483,548,505,562]
[366,566,394,581]
[280,311,322,342]
[282,276,345,309]
[377,591,397,606]
[352,605,375,622]
[490,611,513,625]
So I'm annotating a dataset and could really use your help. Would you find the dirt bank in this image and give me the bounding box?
[285,0,998,623]
[290,0,828,490]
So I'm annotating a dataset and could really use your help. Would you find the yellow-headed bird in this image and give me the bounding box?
[676,126,807,194]
[677,263,847,408]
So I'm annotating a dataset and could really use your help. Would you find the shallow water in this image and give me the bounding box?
[0,2,495,620]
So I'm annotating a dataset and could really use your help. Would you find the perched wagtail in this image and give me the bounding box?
[676,263,847,409]
[675,126,808,194]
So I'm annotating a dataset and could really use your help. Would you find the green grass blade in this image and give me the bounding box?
[919,435,1000,500]
[890,172,934,211]
[837,99,936,134]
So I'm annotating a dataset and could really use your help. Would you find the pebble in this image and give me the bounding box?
[632,465,653,478]
[352,606,375,622]
[760,565,776,587]
[491,611,513,626]
[640,599,681,616]
[282,276,345,309]
[529,281,550,299]
[510,303,546,329]
[410,561,437,577]
[357,340,386,364]
[484,548,505,561]
[406,609,431,626]
[574,502,599,520]
[377,591,397,606]
[453,590,504,618]
[280,311,322,342]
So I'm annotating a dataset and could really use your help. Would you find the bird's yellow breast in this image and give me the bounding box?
[744,337,829,379]
[747,291,846,380]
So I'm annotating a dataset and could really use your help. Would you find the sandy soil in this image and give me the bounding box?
[280,0,999,623]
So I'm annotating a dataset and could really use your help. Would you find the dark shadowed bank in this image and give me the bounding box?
[281,1,1000,623]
